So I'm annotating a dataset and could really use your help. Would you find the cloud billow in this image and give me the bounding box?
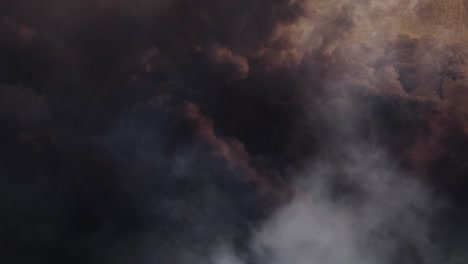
[0,0,468,263]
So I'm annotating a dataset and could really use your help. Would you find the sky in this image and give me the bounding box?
[0,0,468,263]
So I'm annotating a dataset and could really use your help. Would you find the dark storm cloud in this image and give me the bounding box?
[1,0,468,263]
[0,84,52,128]
[0,1,304,263]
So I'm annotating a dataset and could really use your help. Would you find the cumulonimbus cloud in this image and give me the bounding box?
[0,0,468,263]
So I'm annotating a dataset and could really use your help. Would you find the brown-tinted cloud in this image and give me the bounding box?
[1,0,468,263]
